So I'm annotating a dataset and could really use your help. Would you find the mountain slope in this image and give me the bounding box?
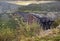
[18,1,60,12]
[0,1,22,13]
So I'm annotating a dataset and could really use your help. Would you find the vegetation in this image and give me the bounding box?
[0,2,60,40]
[0,12,60,41]
[53,19,60,28]
[17,3,60,12]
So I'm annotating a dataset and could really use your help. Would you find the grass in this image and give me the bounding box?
[0,22,60,41]
[0,13,60,41]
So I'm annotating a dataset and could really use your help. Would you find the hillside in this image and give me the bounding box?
[0,1,22,13]
[0,1,60,13]
[18,1,60,12]
[0,1,60,41]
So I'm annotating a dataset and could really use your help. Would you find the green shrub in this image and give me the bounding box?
[0,27,16,41]
[53,19,60,28]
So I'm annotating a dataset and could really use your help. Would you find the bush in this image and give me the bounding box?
[53,19,60,28]
[0,27,16,41]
